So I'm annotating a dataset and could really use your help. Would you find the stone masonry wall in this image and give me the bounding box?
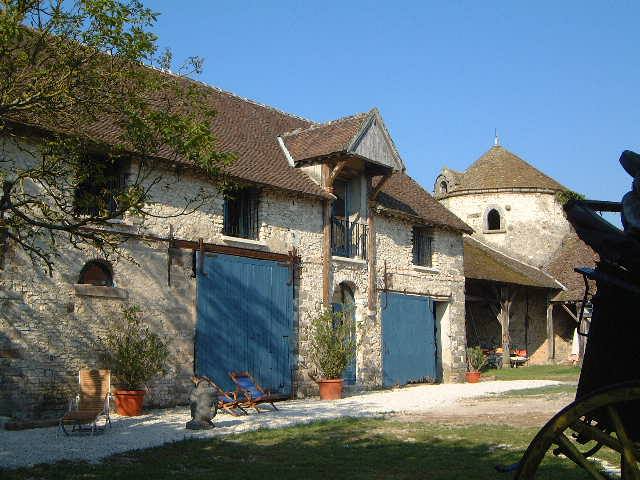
[1,136,468,418]
[375,214,468,382]
[441,191,570,268]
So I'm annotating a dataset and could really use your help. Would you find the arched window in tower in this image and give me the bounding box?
[439,181,448,194]
[487,208,502,231]
[78,260,114,287]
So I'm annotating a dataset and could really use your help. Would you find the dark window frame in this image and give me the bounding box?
[73,156,129,217]
[412,227,433,267]
[223,187,260,240]
[487,208,502,231]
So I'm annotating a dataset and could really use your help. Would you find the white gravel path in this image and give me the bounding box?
[0,380,558,469]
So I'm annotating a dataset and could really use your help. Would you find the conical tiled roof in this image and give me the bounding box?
[449,146,565,193]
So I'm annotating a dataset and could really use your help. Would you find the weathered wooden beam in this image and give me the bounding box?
[326,160,348,191]
[578,199,622,213]
[198,238,205,276]
[465,295,496,303]
[367,193,377,316]
[500,288,511,369]
[172,239,293,263]
[370,173,392,202]
[561,302,580,324]
[322,163,333,306]
[547,299,555,361]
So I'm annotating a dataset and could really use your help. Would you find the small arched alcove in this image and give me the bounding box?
[78,259,114,287]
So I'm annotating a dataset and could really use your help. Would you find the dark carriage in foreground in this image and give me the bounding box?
[500,150,640,479]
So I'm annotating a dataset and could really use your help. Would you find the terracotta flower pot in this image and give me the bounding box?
[113,390,146,416]
[317,379,344,400]
[465,371,481,383]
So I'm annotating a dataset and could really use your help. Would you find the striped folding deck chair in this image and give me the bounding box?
[197,376,248,416]
[229,371,289,413]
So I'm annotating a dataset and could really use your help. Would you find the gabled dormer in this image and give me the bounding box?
[278,109,405,260]
[278,108,405,182]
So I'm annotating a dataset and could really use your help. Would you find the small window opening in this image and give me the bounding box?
[73,156,128,216]
[487,209,501,231]
[223,187,259,239]
[78,260,114,287]
[412,227,433,267]
[439,181,448,194]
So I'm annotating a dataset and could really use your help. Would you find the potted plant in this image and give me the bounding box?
[466,346,487,383]
[102,305,170,416]
[307,306,358,400]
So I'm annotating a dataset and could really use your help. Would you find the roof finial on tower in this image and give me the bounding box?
[494,129,499,147]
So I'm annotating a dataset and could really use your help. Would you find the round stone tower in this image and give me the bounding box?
[435,145,570,268]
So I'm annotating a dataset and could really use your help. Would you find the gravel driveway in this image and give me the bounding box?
[0,380,558,470]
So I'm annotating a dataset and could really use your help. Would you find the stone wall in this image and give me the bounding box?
[0,238,197,419]
[375,214,468,382]
[441,191,570,268]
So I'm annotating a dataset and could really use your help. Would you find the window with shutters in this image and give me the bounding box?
[223,187,260,240]
[412,227,433,267]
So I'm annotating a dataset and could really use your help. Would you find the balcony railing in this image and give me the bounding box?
[331,216,367,259]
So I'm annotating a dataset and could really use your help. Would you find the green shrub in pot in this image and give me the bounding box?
[101,305,169,415]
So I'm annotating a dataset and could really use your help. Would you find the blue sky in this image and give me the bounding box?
[151,1,639,205]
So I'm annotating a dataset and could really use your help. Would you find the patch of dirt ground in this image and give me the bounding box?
[393,389,575,428]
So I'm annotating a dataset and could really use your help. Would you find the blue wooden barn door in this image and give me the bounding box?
[381,292,436,387]
[195,253,294,395]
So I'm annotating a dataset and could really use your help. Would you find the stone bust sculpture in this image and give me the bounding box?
[185,376,217,430]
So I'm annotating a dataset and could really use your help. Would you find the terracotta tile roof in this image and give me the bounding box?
[448,146,566,193]
[9,64,464,227]
[10,71,331,199]
[544,230,598,302]
[376,173,473,233]
[464,236,562,289]
[281,111,370,161]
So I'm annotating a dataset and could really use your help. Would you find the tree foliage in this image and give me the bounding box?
[0,0,235,272]
[556,189,586,206]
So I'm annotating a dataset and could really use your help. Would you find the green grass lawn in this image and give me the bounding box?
[487,383,578,399]
[2,417,610,480]
[486,364,581,382]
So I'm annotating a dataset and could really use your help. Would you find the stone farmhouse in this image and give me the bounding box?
[435,141,597,366]
[0,79,474,419]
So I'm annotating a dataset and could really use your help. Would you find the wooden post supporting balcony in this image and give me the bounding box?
[322,165,332,306]
[366,174,392,317]
[367,199,376,315]
[321,160,347,307]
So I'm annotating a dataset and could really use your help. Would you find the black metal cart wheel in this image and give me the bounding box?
[512,381,640,480]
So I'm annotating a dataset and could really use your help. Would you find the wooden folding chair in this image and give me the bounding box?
[229,371,289,413]
[59,369,111,435]
[197,376,248,416]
